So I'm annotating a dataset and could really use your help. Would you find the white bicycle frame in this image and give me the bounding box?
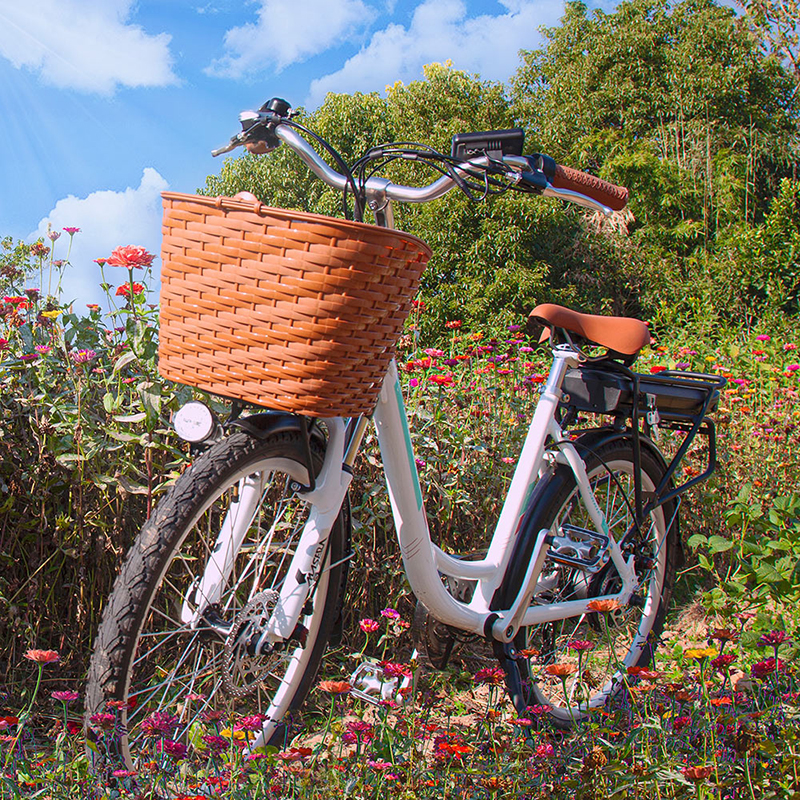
[196,115,644,748]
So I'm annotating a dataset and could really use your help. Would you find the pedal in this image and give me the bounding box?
[349,660,414,706]
[546,524,610,573]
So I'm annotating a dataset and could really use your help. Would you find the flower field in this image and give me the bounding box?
[0,232,799,798]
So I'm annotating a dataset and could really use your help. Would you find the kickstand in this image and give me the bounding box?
[493,640,527,716]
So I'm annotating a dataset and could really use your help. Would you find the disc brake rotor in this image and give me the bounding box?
[223,590,281,698]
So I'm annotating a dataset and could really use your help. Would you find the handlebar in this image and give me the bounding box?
[212,102,628,216]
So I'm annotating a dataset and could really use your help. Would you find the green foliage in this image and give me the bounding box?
[0,236,35,293]
[0,242,189,673]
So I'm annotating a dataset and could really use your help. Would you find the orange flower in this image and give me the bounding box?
[24,649,59,664]
[587,599,622,613]
[683,765,713,781]
[544,663,577,677]
[317,680,352,695]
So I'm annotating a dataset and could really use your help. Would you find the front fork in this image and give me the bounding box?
[180,418,352,637]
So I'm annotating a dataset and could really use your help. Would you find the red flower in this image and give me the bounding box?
[650,365,667,374]
[116,282,145,298]
[106,245,155,269]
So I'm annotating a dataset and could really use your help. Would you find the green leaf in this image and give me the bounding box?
[55,453,84,465]
[708,535,734,553]
[755,562,786,584]
[686,533,708,550]
[103,392,121,414]
[698,553,714,571]
[113,412,147,424]
[113,350,137,373]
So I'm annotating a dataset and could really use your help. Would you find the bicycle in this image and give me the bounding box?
[85,97,724,766]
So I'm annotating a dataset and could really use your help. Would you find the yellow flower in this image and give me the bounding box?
[684,647,717,661]
[40,310,61,319]
[220,728,248,741]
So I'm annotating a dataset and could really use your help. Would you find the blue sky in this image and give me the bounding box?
[0,0,574,307]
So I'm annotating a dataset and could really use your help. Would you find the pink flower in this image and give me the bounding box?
[234,714,265,731]
[202,735,229,753]
[784,343,797,351]
[672,715,691,731]
[47,230,61,242]
[710,653,736,671]
[158,739,188,759]
[106,245,155,270]
[474,666,505,686]
[70,349,96,364]
[381,607,401,620]
[568,639,595,652]
[535,743,555,758]
[359,618,379,633]
[381,661,412,679]
[51,690,79,702]
[62,227,81,235]
[755,334,771,342]
[751,657,784,679]
[140,711,179,735]
[90,713,116,730]
[759,630,791,647]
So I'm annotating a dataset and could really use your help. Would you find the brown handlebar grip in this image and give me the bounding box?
[552,164,628,211]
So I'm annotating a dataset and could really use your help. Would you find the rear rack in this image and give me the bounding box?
[559,362,726,528]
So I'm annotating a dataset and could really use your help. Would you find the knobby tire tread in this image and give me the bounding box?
[85,429,346,741]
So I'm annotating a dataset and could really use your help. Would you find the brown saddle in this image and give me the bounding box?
[528,303,651,357]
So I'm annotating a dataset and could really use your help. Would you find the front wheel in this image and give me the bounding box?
[517,440,679,727]
[85,429,348,770]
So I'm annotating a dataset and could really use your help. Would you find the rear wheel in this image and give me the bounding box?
[85,429,348,770]
[517,441,678,727]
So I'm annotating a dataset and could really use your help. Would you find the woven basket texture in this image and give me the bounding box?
[158,192,432,417]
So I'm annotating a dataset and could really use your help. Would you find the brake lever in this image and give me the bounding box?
[211,134,246,157]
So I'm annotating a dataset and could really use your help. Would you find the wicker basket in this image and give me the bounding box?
[157,192,432,417]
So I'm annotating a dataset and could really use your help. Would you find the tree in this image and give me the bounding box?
[511,0,799,236]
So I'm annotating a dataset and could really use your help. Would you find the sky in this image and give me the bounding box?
[0,0,579,308]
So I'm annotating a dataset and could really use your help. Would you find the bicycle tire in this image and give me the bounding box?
[515,440,678,727]
[85,428,348,770]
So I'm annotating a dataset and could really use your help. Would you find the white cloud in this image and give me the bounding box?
[32,168,168,310]
[206,0,376,76]
[306,0,563,107]
[0,0,176,94]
